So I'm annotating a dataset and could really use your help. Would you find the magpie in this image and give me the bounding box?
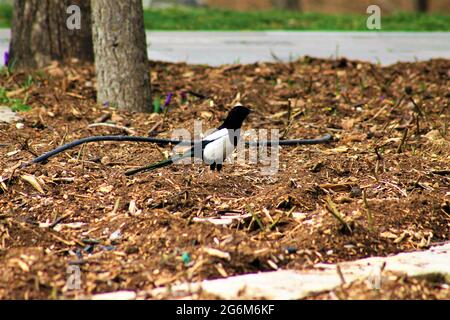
[124,104,251,176]
[26,105,332,173]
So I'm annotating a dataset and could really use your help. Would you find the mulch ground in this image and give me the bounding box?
[0,57,449,299]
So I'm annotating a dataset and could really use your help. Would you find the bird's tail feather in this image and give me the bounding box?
[124,152,191,176]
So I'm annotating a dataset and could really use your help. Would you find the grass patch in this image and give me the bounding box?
[0,86,31,112]
[143,7,450,31]
[0,4,12,28]
[0,5,448,31]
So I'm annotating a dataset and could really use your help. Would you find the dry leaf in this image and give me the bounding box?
[99,185,113,193]
[128,200,142,216]
[202,247,231,261]
[200,111,213,119]
[380,231,398,239]
[9,258,30,272]
[341,118,355,130]
[323,146,349,154]
[21,174,45,193]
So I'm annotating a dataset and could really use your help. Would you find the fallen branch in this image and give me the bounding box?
[88,123,136,135]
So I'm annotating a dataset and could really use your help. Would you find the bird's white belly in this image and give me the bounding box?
[203,136,234,164]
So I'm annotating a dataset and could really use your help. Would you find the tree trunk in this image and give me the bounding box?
[9,0,93,69]
[272,0,300,11]
[91,0,151,112]
[416,0,428,12]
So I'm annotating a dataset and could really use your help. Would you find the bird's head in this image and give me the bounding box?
[218,104,251,130]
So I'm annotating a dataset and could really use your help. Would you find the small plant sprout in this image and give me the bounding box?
[335,74,341,97]
[11,97,31,112]
[23,75,34,89]
[153,94,161,113]
[325,196,352,234]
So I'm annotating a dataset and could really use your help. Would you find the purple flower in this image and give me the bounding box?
[3,51,9,66]
[163,92,173,108]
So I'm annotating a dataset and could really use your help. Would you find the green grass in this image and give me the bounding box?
[0,86,31,112]
[143,7,450,31]
[0,5,448,31]
[0,4,12,28]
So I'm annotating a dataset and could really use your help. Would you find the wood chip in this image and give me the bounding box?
[21,174,45,194]
[202,247,231,261]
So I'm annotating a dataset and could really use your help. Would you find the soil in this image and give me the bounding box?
[0,57,449,299]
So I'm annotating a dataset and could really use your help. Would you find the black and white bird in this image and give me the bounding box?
[125,104,251,176]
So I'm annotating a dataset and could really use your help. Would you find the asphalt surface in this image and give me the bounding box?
[0,30,449,66]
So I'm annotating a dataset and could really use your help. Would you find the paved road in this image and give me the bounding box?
[1,30,449,66]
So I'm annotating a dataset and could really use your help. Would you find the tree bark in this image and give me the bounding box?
[91,0,151,112]
[416,0,428,12]
[9,0,93,69]
[272,0,300,11]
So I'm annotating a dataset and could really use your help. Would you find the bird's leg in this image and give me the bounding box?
[207,162,217,178]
